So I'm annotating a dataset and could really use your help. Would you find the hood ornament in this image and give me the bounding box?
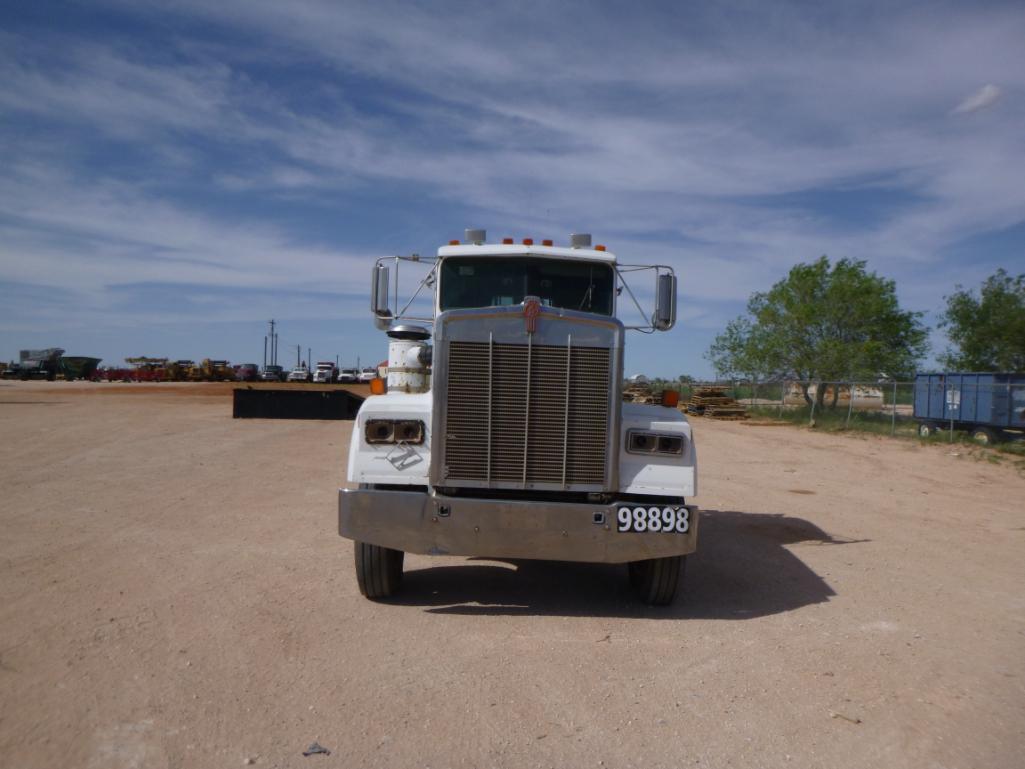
[522,296,542,334]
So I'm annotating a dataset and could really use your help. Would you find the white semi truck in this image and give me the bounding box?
[338,230,697,604]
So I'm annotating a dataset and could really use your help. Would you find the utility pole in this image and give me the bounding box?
[308,347,311,370]
[296,344,301,367]
[268,319,278,366]
[263,336,268,368]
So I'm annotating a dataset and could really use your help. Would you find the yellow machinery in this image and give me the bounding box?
[165,360,195,381]
[190,359,235,381]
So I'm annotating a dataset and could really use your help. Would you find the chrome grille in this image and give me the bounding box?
[443,338,610,486]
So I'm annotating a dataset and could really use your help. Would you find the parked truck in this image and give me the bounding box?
[914,372,1025,443]
[313,361,338,383]
[338,230,697,605]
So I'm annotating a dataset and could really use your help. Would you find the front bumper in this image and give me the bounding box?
[338,489,698,564]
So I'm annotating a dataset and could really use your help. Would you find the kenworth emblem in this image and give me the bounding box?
[523,296,542,334]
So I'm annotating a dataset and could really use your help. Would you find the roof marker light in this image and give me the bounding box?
[595,244,607,251]
[502,238,514,244]
[522,238,534,245]
[542,239,553,246]
[449,240,460,245]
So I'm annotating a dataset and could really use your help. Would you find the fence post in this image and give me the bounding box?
[779,380,785,419]
[809,383,818,426]
[845,381,855,428]
[891,380,898,435]
[949,390,955,442]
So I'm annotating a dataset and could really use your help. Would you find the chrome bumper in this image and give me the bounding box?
[338,489,698,564]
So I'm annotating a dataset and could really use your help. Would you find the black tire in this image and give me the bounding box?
[918,422,939,438]
[354,541,404,599]
[970,426,1000,445]
[628,555,685,605]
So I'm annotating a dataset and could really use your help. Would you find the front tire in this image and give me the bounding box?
[918,422,939,438]
[629,555,685,605]
[354,541,404,599]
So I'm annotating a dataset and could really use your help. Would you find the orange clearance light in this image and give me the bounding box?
[542,239,553,246]
[661,389,680,408]
[370,377,386,395]
[448,239,460,245]
[595,244,607,251]
[502,237,514,244]
[523,238,534,245]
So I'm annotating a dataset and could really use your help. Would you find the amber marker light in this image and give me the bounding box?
[661,389,680,408]
[502,238,514,244]
[542,239,553,246]
[370,378,386,395]
[448,239,460,245]
[595,244,607,251]
[523,238,534,245]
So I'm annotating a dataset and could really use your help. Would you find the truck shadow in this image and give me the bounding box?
[394,510,867,619]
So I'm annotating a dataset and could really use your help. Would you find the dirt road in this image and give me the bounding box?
[1,382,1022,768]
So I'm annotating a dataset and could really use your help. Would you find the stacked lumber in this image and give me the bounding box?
[622,381,656,404]
[684,386,749,420]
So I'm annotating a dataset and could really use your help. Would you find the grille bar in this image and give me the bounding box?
[444,338,610,487]
[562,336,571,486]
[487,333,493,481]
[522,333,532,483]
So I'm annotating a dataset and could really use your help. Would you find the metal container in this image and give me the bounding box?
[60,356,102,380]
[913,372,1025,430]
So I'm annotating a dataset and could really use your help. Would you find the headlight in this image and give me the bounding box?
[626,429,684,455]
[365,419,425,445]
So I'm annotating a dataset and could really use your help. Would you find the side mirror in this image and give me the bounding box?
[653,272,676,331]
[371,263,392,328]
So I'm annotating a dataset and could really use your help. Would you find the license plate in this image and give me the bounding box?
[616,505,691,534]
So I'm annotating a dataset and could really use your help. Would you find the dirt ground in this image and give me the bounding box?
[1,381,1023,769]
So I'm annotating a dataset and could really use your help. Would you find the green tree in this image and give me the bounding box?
[707,256,928,406]
[939,269,1025,371]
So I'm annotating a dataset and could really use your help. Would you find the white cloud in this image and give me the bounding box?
[952,84,1002,114]
[0,162,371,298]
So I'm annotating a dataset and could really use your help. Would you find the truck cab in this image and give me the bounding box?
[313,362,338,383]
[338,230,697,604]
[287,364,311,383]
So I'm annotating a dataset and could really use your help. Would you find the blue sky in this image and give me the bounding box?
[2,0,1023,377]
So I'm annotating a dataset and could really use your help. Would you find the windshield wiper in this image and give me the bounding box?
[578,283,594,311]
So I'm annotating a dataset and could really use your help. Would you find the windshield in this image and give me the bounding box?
[439,257,614,316]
